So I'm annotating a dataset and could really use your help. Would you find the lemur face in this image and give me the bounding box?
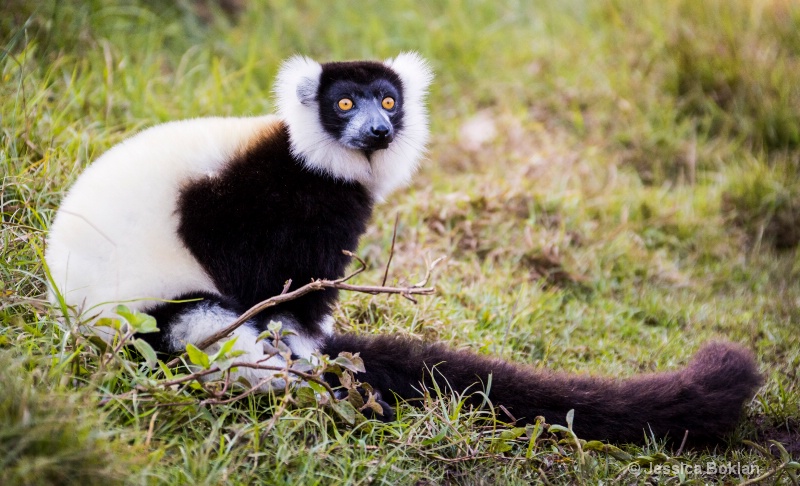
[276,53,431,198]
[316,62,405,154]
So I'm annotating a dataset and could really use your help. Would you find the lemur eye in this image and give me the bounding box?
[382,97,395,110]
[338,98,354,111]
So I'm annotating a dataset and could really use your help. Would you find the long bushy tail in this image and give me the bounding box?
[322,335,762,445]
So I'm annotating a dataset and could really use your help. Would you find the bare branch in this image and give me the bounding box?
[381,213,400,287]
[414,255,446,288]
[165,250,436,367]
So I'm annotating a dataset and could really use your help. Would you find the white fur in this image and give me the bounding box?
[319,314,335,336]
[266,313,323,361]
[169,303,286,390]
[274,52,432,201]
[46,116,280,326]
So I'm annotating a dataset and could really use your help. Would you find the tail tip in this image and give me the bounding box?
[687,341,763,394]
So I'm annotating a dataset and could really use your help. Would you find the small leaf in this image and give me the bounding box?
[157,361,175,380]
[332,399,357,425]
[95,317,121,330]
[333,353,366,373]
[114,305,159,334]
[114,305,134,321]
[491,442,513,453]
[565,409,575,429]
[338,371,353,389]
[267,320,283,333]
[361,392,384,416]
[347,388,365,409]
[133,314,159,333]
[276,340,292,355]
[499,427,527,441]
[210,337,238,363]
[295,386,317,407]
[186,343,210,369]
[421,426,449,446]
[87,335,110,351]
[216,358,234,372]
[307,380,328,395]
[583,440,633,462]
[291,359,314,373]
[769,440,792,463]
[262,341,280,355]
[218,337,238,356]
[256,330,271,343]
[635,455,658,465]
[651,452,670,462]
[525,420,544,459]
[132,338,158,369]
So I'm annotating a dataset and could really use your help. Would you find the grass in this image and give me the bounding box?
[2,0,799,483]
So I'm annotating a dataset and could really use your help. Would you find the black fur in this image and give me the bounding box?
[143,123,373,350]
[322,335,762,446]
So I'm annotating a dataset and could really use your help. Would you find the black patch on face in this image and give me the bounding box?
[317,61,405,149]
[164,123,374,339]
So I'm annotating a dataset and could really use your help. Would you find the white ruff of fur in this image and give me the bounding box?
[274,52,433,201]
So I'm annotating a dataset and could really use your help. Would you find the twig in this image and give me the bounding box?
[499,404,518,424]
[199,374,277,406]
[145,411,159,447]
[165,250,435,367]
[675,429,689,456]
[136,359,338,403]
[414,255,446,287]
[100,330,133,370]
[381,213,400,287]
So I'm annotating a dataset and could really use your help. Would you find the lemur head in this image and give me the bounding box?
[275,53,432,201]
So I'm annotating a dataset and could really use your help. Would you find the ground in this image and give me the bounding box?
[1,0,799,484]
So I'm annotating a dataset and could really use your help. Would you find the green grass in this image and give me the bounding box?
[2,0,799,484]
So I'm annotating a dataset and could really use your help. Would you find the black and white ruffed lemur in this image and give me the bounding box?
[46,53,761,446]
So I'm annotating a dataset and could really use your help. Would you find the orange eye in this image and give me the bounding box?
[338,98,353,111]
[382,97,395,110]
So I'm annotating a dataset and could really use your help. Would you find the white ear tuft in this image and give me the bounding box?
[274,55,323,113]
[384,52,434,102]
[296,78,318,105]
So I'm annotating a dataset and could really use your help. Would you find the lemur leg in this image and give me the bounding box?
[142,293,286,390]
[255,313,334,362]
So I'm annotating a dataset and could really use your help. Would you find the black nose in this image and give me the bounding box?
[371,125,390,137]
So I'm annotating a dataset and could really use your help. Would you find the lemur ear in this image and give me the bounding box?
[384,52,433,101]
[275,55,322,109]
[296,77,318,105]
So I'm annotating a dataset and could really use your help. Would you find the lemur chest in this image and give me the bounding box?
[175,133,374,305]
